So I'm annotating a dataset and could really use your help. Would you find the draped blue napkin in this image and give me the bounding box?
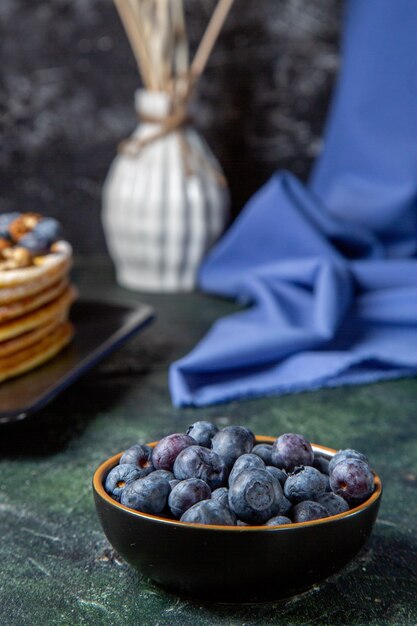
[170,0,417,407]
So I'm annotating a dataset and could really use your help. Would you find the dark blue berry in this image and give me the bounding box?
[33,217,63,244]
[228,469,283,524]
[271,433,314,471]
[104,464,143,502]
[284,466,326,503]
[291,500,329,523]
[211,487,229,509]
[313,455,330,475]
[314,492,350,516]
[0,212,20,238]
[120,476,170,514]
[265,465,287,486]
[152,433,196,471]
[19,232,50,255]
[180,500,236,525]
[329,458,374,506]
[173,445,228,490]
[320,472,331,492]
[147,469,174,483]
[252,444,273,465]
[264,515,292,526]
[328,449,369,475]
[168,478,211,519]
[280,495,292,516]
[228,453,265,485]
[186,421,219,448]
[211,426,255,469]
[120,444,154,477]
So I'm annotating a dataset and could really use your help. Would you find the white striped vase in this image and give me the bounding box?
[102,89,230,292]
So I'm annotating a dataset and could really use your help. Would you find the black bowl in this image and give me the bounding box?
[93,437,382,602]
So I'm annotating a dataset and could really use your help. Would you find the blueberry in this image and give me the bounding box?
[313,455,330,475]
[271,433,314,471]
[147,469,175,483]
[33,217,63,244]
[228,453,265,485]
[104,463,143,502]
[228,468,284,524]
[328,449,369,475]
[252,444,273,465]
[19,232,50,255]
[237,520,249,526]
[186,421,219,448]
[180,500,236,525]
[152,433,196,471]
[211,487,229,509]
[284,466,326,503]
[120,476,170,514]
[291,500,329,523]
[264,515,292,526]
[169,479,181,490]
[120,444,154,477]
[280,495,292,516]
[314,492,350,516]
[0,212,20,238]
[173,445,228,490]
[329,458,374,506]
[168,478,211,519]
[265,466,287,487]
[211,426,255,469]
[320,472,331,492]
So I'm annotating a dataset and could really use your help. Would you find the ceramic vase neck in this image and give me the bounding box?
[135,89,173,123]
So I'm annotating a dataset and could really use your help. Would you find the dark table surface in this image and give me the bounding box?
[1,259,416,625]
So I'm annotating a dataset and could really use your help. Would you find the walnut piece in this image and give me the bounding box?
[9,212,42,242]
[1,246,33,269]
[0,237,11,252]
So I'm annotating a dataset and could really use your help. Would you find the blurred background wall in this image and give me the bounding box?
[0,0,342,254]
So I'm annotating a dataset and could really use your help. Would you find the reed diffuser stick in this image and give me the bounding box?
[189,0,236,88]
[171,0,189,100]
[114,0,154,89]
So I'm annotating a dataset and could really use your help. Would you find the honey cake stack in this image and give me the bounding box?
[0,212,77,383]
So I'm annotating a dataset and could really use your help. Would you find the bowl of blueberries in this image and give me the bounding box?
[93,422,382,601]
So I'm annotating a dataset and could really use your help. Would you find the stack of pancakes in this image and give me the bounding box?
[0,241,77,383]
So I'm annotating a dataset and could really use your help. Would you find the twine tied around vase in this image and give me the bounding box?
[118,98,226,185]
[118,106,190,156]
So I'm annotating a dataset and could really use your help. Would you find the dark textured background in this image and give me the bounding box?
[0,0,342,254]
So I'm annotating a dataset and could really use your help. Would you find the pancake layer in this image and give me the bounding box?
[0,316,66,358]
[0,278,69,323]
[0,285,77,343]
[0,321,74,383]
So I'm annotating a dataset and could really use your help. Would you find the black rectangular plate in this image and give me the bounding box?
[0,299,154,424]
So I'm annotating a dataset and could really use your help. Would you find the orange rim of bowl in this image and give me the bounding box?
[93,436,382,531]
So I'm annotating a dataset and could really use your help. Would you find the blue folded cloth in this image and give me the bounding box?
[170,0,417,407]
